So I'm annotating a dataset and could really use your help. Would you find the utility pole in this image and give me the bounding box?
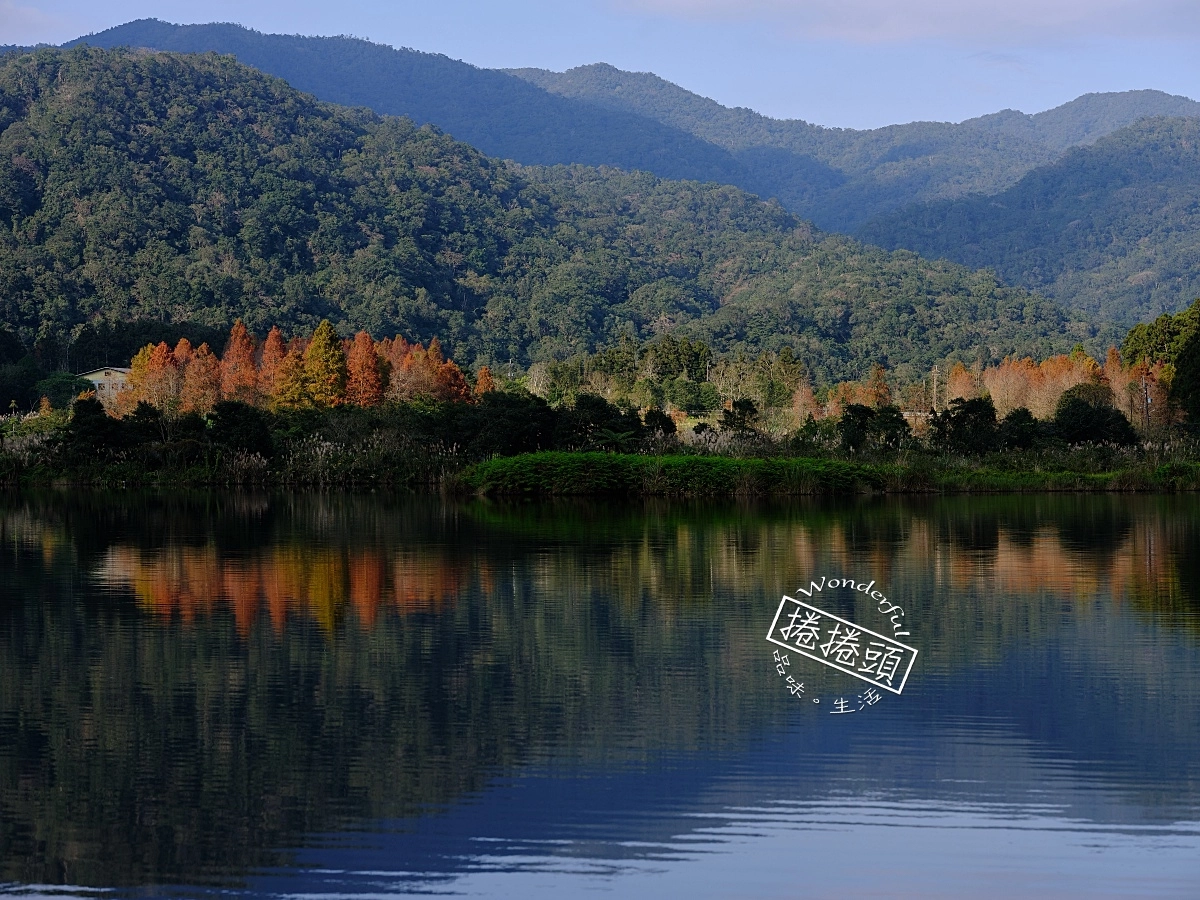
[931,365,939,412]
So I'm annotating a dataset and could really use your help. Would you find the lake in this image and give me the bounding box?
[0,491,1198,898]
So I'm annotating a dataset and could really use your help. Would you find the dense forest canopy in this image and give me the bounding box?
[0,47,1089,385]
[61,20,1200,235]
[858,118,1200,326]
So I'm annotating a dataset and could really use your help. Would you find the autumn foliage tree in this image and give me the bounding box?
[258,326,287,399]
[473,365,495,398]
[384,336,473,402]
[304,320,348,407]
[180,343,221,414]
[123,341,181,415]
[346,332,383,406]
[116,322,482,417]
[220,320,259,405]
[173,338,194,368]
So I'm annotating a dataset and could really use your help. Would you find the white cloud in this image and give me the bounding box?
[610,0,1200,44]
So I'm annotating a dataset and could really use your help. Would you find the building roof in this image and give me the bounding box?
[77,367,132,378]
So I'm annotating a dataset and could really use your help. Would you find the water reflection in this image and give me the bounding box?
[0,492,1198,896]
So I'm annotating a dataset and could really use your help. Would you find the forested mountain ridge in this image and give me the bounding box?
[858,117,1200,326]
[62,20,1200,234]
[57,19,754,189]
[0,47,1091,383]
[510,65,1200,230]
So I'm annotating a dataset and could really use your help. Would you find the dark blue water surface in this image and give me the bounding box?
[0,491,1197,898]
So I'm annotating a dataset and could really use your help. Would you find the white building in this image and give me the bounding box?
[77,367,131,408]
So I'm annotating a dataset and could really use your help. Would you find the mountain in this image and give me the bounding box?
[66,20,1200,235]
[858,117,1200,326]
[59,20,757,190]
[510,66,1200,231]
[0,47,1091,382]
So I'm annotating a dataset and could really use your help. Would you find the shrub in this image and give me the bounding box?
[930,397,998,454]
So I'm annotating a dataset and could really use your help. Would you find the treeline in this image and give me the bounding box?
[113,321,476,416]
[1,296,1197,489]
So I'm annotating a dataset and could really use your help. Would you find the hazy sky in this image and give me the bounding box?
[3,0,1199,128]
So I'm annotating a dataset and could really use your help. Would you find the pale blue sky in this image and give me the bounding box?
[3,0,1199,128]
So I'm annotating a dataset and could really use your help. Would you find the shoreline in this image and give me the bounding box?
[5,451,1200,495]
[462,452,1200,497]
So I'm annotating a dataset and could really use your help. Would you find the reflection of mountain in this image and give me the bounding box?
[0,493,1197,889]
[254,718,1200,898]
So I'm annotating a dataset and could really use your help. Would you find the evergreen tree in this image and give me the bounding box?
[1169,330,1200,428]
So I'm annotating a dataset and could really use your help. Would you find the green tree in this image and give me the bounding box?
[304,322,348,407]
[719,398,759,433]
[1053,387,1138,445]
[1169,329,1200,428]
[837,403,875,452]
[999,407,1040,450]
[930,397,999,455]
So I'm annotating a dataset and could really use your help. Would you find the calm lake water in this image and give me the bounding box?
[0,491,1198,898]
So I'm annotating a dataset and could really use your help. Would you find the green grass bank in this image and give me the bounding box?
[462,452,1200,497]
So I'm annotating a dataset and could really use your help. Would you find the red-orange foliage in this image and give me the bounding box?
[982,357,1038,417]
[385,336,473,402]
[127,326,477,413]
[221,320,259,404]
[173,338,194,368]
[346,332,384,406]
[129,341,182,414]
[436,360,473,403]
[474,365,496,397]
[945,362,980,403]
[863,363,892,407]
[180,343,221,414]
[258,326,286,398]
[975,352,1101,419]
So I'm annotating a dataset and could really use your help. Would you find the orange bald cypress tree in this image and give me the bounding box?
[221,320,259,404]
[173,338,194,368]
[180,343,221,414]
[346,332,383,406]
[435,357,473,402]
[474,366,495,397]
[258,326,286,400]
[864,363,892,408]
[131,341,182,415]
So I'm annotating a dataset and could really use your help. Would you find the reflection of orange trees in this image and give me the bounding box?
[97,545,473,631]
[90,501,1195,639]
